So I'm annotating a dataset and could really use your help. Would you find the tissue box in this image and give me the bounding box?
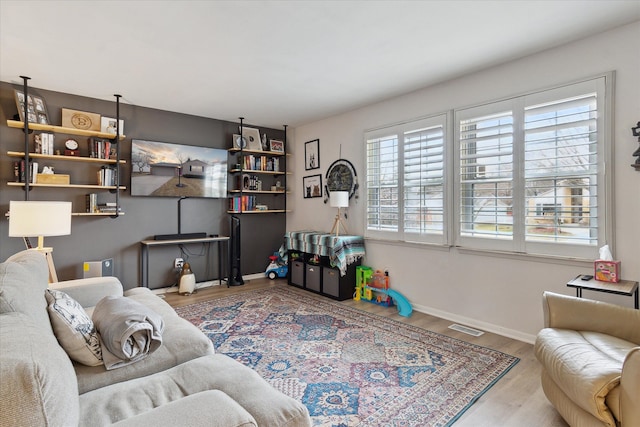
[594,260,621,283]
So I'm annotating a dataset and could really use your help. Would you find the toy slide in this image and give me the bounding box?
[375,288,413,317]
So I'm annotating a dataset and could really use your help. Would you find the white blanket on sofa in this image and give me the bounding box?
[93,296,164,370]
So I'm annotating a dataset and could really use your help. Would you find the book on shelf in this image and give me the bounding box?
[96,205,123,213]
[14,160,38,183]
[238,154,280,172]
[34,133,54,155]
[31,162,38,184]
[97,166,118,186]
[86,193,98,213]
[229,195,257,212]
[89,137,111,159]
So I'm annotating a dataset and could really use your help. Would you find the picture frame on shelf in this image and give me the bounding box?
[241,173,252,190]
[100,117,125,135]
[305,139,320,170]
[14,89,48,124]
[269,139,284,153]
[61,108,101,131]
[303,174,322,199]
[242,127,262,151]
[233,134,247,150]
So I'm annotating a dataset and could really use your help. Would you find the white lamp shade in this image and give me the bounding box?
[9,201,72,237]
[329,191,349,208]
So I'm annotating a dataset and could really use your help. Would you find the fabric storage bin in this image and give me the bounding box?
[290,260,305,287]
[305,264,321,292]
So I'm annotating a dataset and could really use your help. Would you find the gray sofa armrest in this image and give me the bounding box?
[542,291,640,344]
[621,347,640,427]
[112,390,257,427]
[49,277,123,308]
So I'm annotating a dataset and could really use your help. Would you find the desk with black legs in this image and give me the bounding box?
[140,236,230,288]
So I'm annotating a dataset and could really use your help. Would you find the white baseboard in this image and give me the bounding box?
[150,273,267,296]
[411,302,537,345]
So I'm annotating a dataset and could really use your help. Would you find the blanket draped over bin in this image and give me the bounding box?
[284,231,365,276]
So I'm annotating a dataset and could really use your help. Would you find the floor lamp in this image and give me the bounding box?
[8,201,72,283]
[329,191,349,236]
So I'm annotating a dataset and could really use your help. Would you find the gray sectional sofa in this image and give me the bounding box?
[0,250,311,427]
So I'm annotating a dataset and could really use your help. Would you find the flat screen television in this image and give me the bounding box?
[131,139,228,198]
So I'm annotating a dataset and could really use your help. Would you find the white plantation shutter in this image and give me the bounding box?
[366,114,448,244]
[366,75,610,259]
[458,106,514,245]
[403,124,445,242]
[455,76,610,258]
[366,133,399,234]
[524,93,598,245]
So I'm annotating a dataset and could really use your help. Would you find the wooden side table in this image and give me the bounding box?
[567,275,639,309]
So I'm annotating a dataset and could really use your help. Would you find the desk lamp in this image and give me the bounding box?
[8,201,72,283]
[329,191,349,236]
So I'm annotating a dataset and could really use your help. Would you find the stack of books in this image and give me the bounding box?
[98,166,118,186]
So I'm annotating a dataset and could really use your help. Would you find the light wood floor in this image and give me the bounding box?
[164,278,568,427]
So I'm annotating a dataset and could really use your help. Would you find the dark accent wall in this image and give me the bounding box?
[0,81,286,289]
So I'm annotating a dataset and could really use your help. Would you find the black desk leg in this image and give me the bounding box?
[141,245,149,288]
[576,288,582,298]
[635,289,638,310]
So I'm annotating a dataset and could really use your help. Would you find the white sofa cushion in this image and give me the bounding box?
[80,354,311,427]
[74,287,215,394]
[0,312,79,427]
[0,250,51,332]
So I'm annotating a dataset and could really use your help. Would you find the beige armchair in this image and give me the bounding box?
[534,291,640,427]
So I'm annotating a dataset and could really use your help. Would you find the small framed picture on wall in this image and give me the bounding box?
[303,174,322,199]
[305,139,320,170]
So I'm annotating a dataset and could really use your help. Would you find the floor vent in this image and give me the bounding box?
[448,323,484,337]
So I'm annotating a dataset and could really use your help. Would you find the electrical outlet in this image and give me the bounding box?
[174,258,184,269]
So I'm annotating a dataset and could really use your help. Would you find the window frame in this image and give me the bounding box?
[363,73,614,261]
[364,113,451,245]
[452,74,613,259]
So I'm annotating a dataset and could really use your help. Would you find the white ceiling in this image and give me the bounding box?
[1,1,639,128]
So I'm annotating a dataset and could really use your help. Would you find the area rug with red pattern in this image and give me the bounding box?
[175,285,518,427]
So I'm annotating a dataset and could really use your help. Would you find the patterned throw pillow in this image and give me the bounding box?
[45,289,103,366]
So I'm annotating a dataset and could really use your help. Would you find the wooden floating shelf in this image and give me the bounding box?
[228,189,287,194]
[7,151,126,164]
[7,182,126,190]
[228,148,287,156]
[72,212,125,217]
[227,210,290,214]
[7,120,126,140]
[229,169,291,175]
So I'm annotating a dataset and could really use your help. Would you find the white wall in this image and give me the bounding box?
[287,21,640,343]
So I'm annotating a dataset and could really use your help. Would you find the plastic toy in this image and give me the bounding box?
[354,267,413,317]
[265,250,288,280]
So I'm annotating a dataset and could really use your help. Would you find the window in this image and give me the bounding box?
[454,76,611,258]
[365,114,449,245]
[364,74,612,260]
